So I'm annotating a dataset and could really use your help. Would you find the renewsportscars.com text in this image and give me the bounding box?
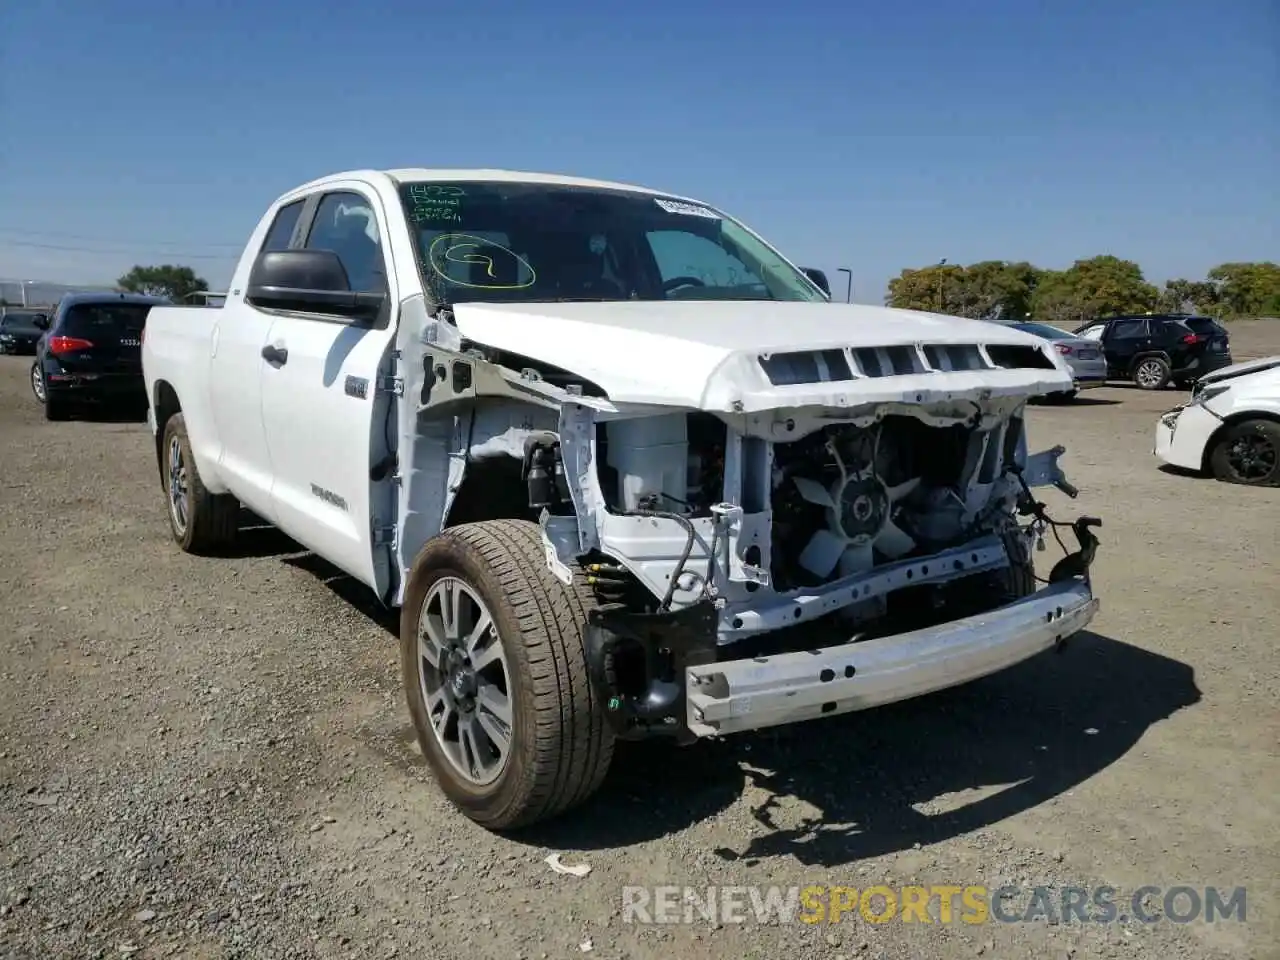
[621,884,1247,926]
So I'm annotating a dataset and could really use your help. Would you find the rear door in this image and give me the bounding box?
[54,301,151,374]
[258,185,400,598]
[208,198,307,521]
[1101,318,1149,376]
[1181,316,1230,356]
[1152,317,1204,369]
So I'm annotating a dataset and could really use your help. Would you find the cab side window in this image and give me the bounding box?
[1110,319,1147,339]
[260,200,304,253]
[304,192,387,293]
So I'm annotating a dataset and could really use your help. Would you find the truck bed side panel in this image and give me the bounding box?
[143,306,229,495]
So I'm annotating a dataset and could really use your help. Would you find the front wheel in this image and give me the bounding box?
[1133,357,1171,390]
[400,519,613,830]
[1209,419,1280,487]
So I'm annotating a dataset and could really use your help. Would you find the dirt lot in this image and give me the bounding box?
[2,323,1278,960]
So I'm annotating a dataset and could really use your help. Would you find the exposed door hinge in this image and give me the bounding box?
[372,523,397,547]
[377,376,404,397]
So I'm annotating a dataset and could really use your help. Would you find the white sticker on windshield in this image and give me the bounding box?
[654,198,720,219]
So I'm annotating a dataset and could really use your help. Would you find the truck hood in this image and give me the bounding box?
[450,300,1072,412]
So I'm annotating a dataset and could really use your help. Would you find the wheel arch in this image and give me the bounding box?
[1126,349,1172,376]
[1200,409,1280,473]
[444,455,538,530]
[152,380,183,480]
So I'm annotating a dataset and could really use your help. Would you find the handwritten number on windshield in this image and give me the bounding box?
[427,233,536,290]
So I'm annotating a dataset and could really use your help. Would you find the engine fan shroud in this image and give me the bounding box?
[790,426,922,579]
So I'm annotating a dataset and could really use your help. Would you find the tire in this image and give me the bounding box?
[160,413,239,552]
[400,519,613,830]
[44,393,72,422]
[1000,529,1037,600]
[1208,419,1280,487]
[1132,356,1171,390]
[29,363,46,403]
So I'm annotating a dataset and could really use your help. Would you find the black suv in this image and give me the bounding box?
[1072,313,1233,390]
[30,292,168,420]
[0,311,49,354]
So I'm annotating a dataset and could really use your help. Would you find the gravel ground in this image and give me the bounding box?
[1,326,1277,960]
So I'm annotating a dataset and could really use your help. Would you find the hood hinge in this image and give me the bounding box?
[377,349,404,396]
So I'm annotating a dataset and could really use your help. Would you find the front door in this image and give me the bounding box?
[258,187,400,597]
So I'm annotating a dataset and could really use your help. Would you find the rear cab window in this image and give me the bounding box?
[261,199,305,253]
[60,303,152,340]
[1152,318,1194,339]
[1016,322,1072,340]
[1181,316,1226,336]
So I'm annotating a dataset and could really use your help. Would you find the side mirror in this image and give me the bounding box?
[34,315,50,330]
[801,267,831,298]
[246,249,384,322]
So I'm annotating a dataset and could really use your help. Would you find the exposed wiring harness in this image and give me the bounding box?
[628,502,698,611]
[1008,466,1101,584]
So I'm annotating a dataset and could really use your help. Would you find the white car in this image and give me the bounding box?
[141,168,1101,830]
[1154,356,1280,486]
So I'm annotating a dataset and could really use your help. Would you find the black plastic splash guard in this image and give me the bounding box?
[584,598,718,741]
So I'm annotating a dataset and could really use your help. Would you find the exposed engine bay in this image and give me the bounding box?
[403,311,1100,746]
[767,416,1016,591]
[595,411,1026,596]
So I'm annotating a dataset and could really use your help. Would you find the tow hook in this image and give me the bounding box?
[1048,516,1102,583]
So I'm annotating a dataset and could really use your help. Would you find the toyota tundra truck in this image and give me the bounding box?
[141,169,1102,830]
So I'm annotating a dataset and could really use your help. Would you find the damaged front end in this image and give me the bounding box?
[393,298,1102,743]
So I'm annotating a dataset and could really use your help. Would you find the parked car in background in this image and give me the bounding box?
[1005,321,1107,400]
[1073,314,1233,390]
[1154,356,1280,487]
[30,292,169,420]
[0,311,49,354]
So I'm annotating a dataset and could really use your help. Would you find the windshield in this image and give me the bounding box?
[61,303,150,338]
[397,180,826,305]
[1013,321,1073,340]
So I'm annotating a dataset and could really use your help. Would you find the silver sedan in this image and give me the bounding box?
[1008,321,1108,400]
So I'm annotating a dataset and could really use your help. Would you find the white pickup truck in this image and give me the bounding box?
[142,169,1102,830]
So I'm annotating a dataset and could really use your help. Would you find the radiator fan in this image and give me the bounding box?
[792,431,921,579]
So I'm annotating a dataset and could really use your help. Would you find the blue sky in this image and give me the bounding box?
[1,0,1276,303]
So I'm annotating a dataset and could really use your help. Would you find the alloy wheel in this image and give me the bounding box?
[416,576,513,786]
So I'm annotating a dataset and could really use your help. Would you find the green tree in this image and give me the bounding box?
[1206,262,1280,318]
[1026,270,1080,324]
[958,260,1041,321]
[1028,256,1158,326]
[117,264,209,302]
[886,260,1042,320]
[1157,278,1220,314]
[887,263,959,313]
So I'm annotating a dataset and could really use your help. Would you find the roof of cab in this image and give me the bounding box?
[55,291,171,310]
[290,168,699,203]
